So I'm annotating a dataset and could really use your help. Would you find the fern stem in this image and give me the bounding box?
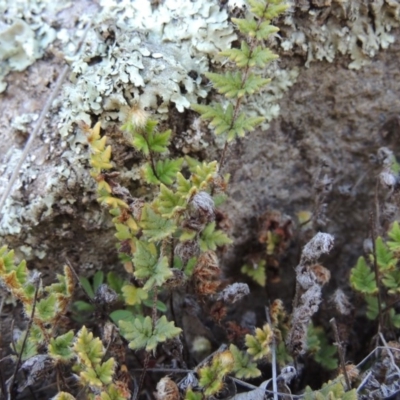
[370,213,384,330]
[218,1,271,171]
[330,318,351,391]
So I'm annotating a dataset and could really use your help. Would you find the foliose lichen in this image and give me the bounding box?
[0,0,61,92]
[280,0,400,69]
[57,0,238,137]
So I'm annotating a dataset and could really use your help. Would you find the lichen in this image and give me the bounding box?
[0,0,60,92]
[280,1,400,69]
[58,0,238,137]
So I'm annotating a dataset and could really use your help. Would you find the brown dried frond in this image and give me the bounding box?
[165,268,187,289]
[340,364,359,382]
[309,264,331,286]
[226,321,250,343]
[212,173,229,194]
[193,251,221,296]
[210,301,227,322]
[154,376,179,400]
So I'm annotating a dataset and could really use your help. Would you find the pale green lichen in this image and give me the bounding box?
[280,1,400,69]
[58,0,237,137]
[0,0,61,92]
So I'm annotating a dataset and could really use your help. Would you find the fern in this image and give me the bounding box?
[200,222,232,251]
[349,256,377,294]
[304,378,357,400]
[245,323,273,360]
[388,221,400,252]
[241,260,267,286]
[119,315,181,351]
[306,323,337,371]
[132,239,172,290]
[192,0,287,150]
[139,205,177,241]
[230,344,261,379]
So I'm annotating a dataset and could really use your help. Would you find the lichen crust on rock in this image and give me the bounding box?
[280,0,400,69]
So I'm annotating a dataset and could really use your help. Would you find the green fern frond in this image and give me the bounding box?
[373,236,396,271]
[133,239,172,290]
[241,260,266,287]
[139,205,177,241]
[388,221,400,252]
[153,184,186,218]
[142,158,183,186]
[192,102,234,136]
[306,324,337,370]
[232,18,279,40]
[245,324,273,360]
[121,284,148,305]
[120,315,181,351]
[200,222,232,251]
[230,344,261,379]
[349,256,377,295]
[48,330,75,361]
[74,326,104,367]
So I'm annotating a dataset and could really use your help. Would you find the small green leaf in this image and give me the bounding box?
[95,357,115,385]
[74,326,104,367]
[80,367,103,387]
[36,293,58,321]
[241,260,266,287]
[230,344,261,379]
[200,222,232,251]
[245,324,272,360]
[192,103,234,137]
[185,389,203,400]
[153,315,182,345]
[143,158,183,186]
[228,112,265,141]
[107,272,125,294]
[382,270,400,294]
[93,271,104,293]
[365,296,379,320]
[350,256,377,295]
[373,236,396,271]
[148,129,172,153]
[154,184,186,217]
[80,276,95,299]
[388,221,400,252]
[48,330,75,361]
[184,257,197,277]
[140,205,177,241]
[390,309,400,328]
[143,298,167,312]
[307,323,337,370]
[133,239,158,270]
[133,241,172,289]
[176,172,193,198]
[52,392,76,400]
[73,300,95,313]
[122,284,148,305]
[110,309,135,324]
[120,315,181,351]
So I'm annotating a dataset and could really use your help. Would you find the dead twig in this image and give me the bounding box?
[379,332,400,377]
[7,279,40,399]
[370,213,384,330]
[330,317,351,391]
